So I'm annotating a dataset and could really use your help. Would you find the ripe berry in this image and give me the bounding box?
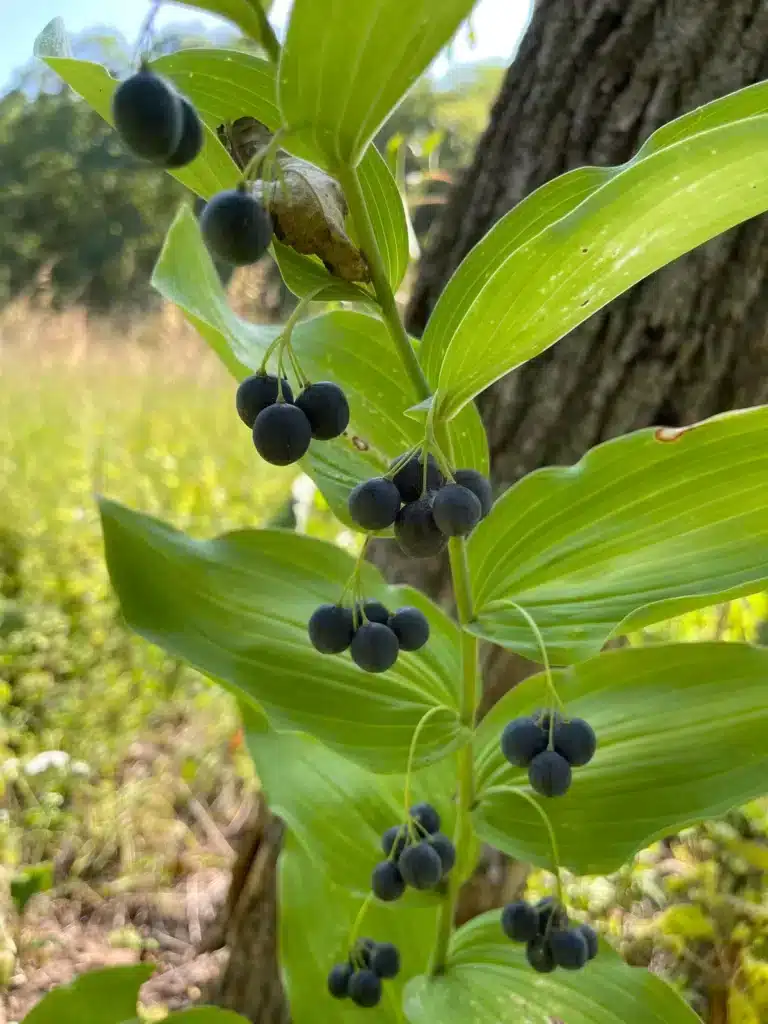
[350,622,399,673]
[536,897,568,934]
[554,717,597,767]
[399,841,442,890]
[236,373,293,428]
[429,833,456,875]
[500,716,548,767]
[327,962,352,998]
[453,469,493,518]
[369,942,400,979]
[357,600,390,625]
[371,860,405,902]
[432,483,482,537]
[308,604,354,654]
[501,900,539,943]
[112,68,182,163]
[200,185,273,265]
[388,606,430,651]
[526,936,556,974]
[165,96,204,168]
[348,477,401,531]
[550,927,589,970]
[529,750,572,798]
[348,968,382,1008]
[252,402,312,466]
[391,452,444,503]
[295,381,350,440]
[395,497,447,558]
[381,825,408,859]
[579,923,599,961]
[410,802,441,835]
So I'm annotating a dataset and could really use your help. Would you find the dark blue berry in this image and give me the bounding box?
[410,802,440,834]
[395,496,446,558]
[554,717,597,767]
[308,604,354,654]
[529,750,572,797]
[500,716,548,767]
[350,622,399,673]
[201,186,273,265]
[236,373,293,427]
[579,923,599,961]
[429,833,456,876]
[381,825,407,859]
[550,927,589,970]
[165,95,204,168]
[501,900,539,943]
[390,452,443,503]
[388,606,430,651]
[348,477,401,531]
[432,483,482,537]
[526,936,555,973]
[399,841,442,890]
[348,969,382,1007]
[327,962,352,998]
[369,942,400,979]
[371,860,405,902]
[295,381,350,440]
[453,469,492,518]
[356,600,390,625]
[252,402,311,466]
[112,69,182,163]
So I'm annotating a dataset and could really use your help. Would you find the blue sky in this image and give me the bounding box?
[1,0,531,85]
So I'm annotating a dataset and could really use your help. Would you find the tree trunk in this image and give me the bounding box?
[214,2,768,1018]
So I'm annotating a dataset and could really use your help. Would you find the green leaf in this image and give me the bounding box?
[403,911,699,1024]
[151,206,488,520]
[473,642,768,875]
[467,407,768,664]
[22,965,154,1024]
[99,498,465,772]
[154,48,408,290]
[423,93,768,420]
[278,0,477,166]
[34,25,239,199]
[123,1012,247,1024]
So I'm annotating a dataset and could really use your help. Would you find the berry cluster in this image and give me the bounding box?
[501,898,598,973]
[348,451,492,556]
[236,372,350,466]
[112,66,203,169]
[112,69,274,269]
[501,711,596,797]
[309,601,429,673]
[327,938,400,1008]
[371,803,455,900]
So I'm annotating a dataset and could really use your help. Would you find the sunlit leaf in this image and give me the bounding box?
[100,498,465,772]
[403,911,699,1024]
[473,643,768,875]
[23,965,153,1024]
[467,407,768,664]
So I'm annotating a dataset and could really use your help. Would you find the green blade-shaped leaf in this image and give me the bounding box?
[100,498,465,772]
[151,206,488,520]
[473,642,768,875]
[34,25,239,199]
[278,0,477,166]
[153,48,408,290]
[23,965,154,1024]
[403,911,699,1024]
[424,104,768,420]
[467,407,768,664]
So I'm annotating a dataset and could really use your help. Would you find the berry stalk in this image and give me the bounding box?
[335,164,431,402]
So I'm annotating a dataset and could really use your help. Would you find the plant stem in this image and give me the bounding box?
[335,164,431,402]
[249,1,281,63]
[428,540,478,974]
[338,160,478,978]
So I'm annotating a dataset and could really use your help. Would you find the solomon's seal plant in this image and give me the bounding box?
[31,2,768,1022]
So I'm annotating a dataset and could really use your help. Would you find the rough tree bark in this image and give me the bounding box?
[213,2,768,1019]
